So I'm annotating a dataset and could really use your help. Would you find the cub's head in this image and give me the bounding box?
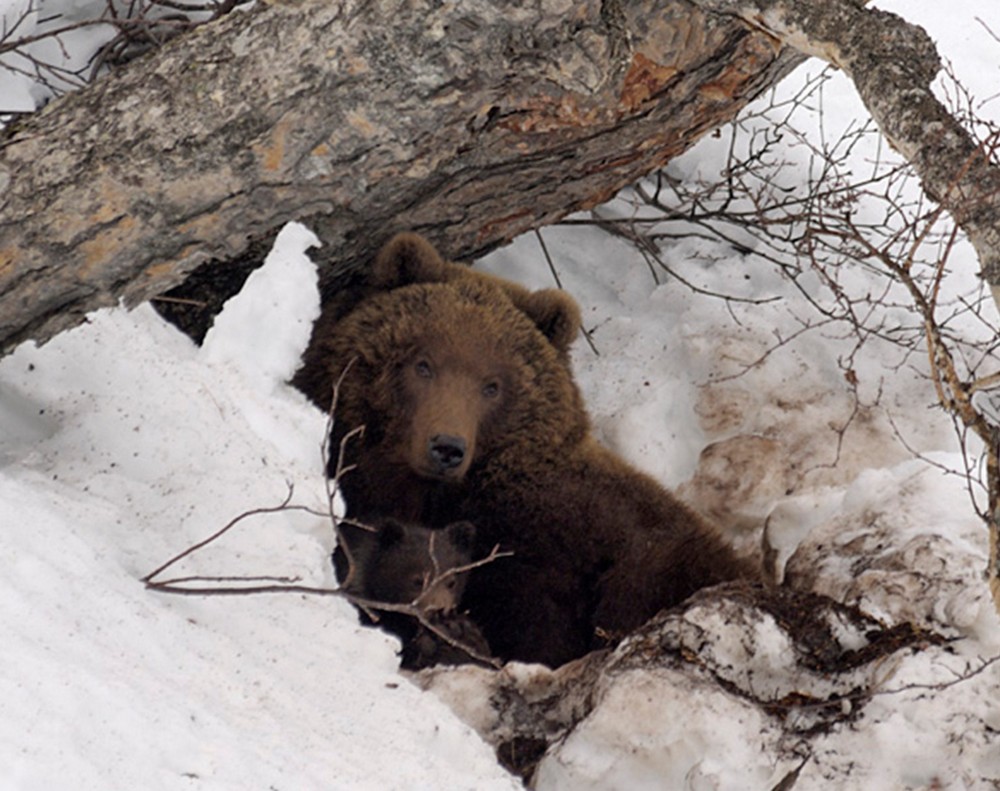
[362,519,477,613]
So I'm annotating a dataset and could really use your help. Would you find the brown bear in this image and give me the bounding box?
[338,517,490,669]
[339,517,476,613]
[295,233,755,668]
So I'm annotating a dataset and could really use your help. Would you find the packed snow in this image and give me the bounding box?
[0,224,521,790]
[2,0,1000,789]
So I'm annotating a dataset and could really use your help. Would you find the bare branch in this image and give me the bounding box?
[140,483,297,583]
[585,53,1000,608]
[688,0,1000,310]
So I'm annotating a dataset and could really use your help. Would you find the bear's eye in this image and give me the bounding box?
[482,381,500,399]
[415,360,433,379]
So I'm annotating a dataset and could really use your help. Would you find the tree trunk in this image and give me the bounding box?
[0,0,802,355]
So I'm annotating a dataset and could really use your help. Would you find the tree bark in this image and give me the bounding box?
[0,0,802,355]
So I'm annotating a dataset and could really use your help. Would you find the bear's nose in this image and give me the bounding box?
[429,434,466,471]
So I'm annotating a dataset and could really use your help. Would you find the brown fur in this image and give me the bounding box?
[293,232,580,408]
[339,517,488,669]
[296,233,755,668]
[342,518,477,613]
[370,233,581,361]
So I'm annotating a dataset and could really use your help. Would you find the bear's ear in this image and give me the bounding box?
[444,521,476,553]
[520,289,582,356]
[371,232,450,289]
[377,519,407,547]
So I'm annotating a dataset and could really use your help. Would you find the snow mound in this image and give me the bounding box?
[0,233,520,791]
[423,580,1000,790]
[200,222,321,391]
[782,460,998,642]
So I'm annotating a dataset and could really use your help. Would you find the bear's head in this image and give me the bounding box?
[293,233,583,420]
[328,276,588,485]
[362,519,477,613]
[370,232,582,363]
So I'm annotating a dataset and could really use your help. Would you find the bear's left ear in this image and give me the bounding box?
[371,232,450,289]
[444,521,476,553]
[520,289,582,356]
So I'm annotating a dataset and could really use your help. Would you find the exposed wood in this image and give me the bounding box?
[0,0,803,355]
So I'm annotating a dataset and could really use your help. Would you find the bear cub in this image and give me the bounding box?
[337,518,490,668]
[341,518,475,611]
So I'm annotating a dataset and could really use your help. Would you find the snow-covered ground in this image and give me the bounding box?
[2,1,1000,789]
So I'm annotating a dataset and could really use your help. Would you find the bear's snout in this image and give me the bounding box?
[418,580,459,613]
[428,434,467,474]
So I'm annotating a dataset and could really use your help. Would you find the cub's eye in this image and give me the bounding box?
[415,360,433,378]
[482,381,500,399]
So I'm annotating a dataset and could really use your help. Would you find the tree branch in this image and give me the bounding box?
[687,0,1000,310]
[0,0,804,355]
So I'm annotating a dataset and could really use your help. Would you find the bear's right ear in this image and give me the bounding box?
[444,521,476,553]
[520,289,583,356]
[377,519,407,547]
[370,232,450,289]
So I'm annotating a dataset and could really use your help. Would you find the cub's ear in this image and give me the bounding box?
[521,289,582,356]
[377,519,407,547]
[371,232,450,289]
[444,521,476,553]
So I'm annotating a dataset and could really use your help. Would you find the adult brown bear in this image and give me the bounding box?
[294,233,754,667]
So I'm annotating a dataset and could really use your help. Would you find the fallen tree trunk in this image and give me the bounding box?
[0,0,802,354]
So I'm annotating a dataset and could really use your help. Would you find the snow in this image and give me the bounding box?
[2,1,1000,789]
[200,223,322,392]
[535,666,781,791]
[0,231,519,790]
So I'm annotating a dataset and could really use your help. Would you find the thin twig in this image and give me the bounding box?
[534,228,600,357]
[141,484,297,583]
